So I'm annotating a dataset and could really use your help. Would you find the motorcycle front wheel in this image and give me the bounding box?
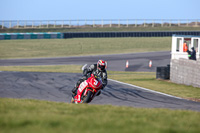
[82,90,93,103]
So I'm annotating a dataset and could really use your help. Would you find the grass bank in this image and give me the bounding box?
[0,65,82,73]
[0,98,200,133]
[0,37,171,59]
[108,71,200,100]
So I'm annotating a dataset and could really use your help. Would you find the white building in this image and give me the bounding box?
[171,34,200,60]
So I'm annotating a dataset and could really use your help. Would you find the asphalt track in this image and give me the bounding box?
[1,71,200,111]
[0,51,200,111]
[0,51,171,72]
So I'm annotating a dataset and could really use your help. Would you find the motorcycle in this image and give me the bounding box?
[71,74,103,104]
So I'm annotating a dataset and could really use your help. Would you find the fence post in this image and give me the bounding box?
[135,20,137,27]
[69,20,71,28]
[32,21,34,28]
[9,21,11,28]
[93,20,95,27]
[144,19,146,27]
[161,20,163,27]
[152,20,154,27]
[101,19,104,27]
[17,20,19,28]
[39,21,42,28]
[24,21,26,28]
[118,19,120,27]
[62,20,64,28]
[85,19,87,27]
[178,20,180,27]
[196,20,198,27]
[110,20,112,27]
[2,21,4,29]
[127,19,129,27]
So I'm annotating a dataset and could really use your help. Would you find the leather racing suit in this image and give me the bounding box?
[72,64,107,95]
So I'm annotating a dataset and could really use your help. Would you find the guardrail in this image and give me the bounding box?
[63,31,200,38]
[0,32,63,40]
[0,19,200,29]
[1,31,199,40]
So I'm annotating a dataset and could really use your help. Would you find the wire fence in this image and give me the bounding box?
[0,19,200,29]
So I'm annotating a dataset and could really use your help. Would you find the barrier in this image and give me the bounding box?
[63,31,200,38]
[0,32,63,40]
[170,59,200,88]
[156,65,170,80]
[1,31,200,40]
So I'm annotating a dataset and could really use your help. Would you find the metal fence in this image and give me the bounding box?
[0,19,200,29]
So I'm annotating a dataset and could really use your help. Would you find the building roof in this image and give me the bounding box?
[172,34,200,38]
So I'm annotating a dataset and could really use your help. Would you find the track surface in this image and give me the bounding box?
[1,51,200,111]
[0,51,170,72]
[1,71,200,111]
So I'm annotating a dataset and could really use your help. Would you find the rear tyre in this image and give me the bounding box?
[82,91,93,103]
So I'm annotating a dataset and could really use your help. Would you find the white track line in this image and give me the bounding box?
[108,78,182,99]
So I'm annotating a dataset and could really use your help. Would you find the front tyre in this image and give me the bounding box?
[82,91,93,103]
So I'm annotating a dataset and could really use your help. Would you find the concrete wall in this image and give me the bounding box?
[170,58,200,88]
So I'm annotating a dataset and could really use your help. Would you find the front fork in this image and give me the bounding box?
[83,88,95,99]
[72,88,98,103]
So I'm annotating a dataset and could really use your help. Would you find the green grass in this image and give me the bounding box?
[0,37,171,59]
[0,98,200,133]
[108,71,200,100]
[1,26,200,33]
[0,65,82,73]
[1,36,200,133]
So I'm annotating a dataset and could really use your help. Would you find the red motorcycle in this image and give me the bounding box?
[71,74,103,104]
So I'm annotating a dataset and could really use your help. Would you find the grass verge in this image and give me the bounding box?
[0,37,171,59]
[108,71,200,100]
[0,98,200,133]
[0,65,82,73]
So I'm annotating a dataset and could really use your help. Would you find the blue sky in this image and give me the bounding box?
[0,0,199,20]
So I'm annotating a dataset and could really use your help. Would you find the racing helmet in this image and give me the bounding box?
[97,60,106,71]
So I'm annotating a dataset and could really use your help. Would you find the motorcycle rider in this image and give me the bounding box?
[72,59,107,96]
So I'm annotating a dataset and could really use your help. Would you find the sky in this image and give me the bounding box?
[0,0,200,20]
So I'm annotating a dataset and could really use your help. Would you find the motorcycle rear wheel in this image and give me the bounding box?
[82,90,93,103]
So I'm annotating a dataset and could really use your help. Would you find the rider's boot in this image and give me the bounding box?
[72,78,84,95]
[72,86,78,96]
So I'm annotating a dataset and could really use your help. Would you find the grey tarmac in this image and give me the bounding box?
[0,71,200,111]
[0,51,171,72]
[1,51,199,111]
